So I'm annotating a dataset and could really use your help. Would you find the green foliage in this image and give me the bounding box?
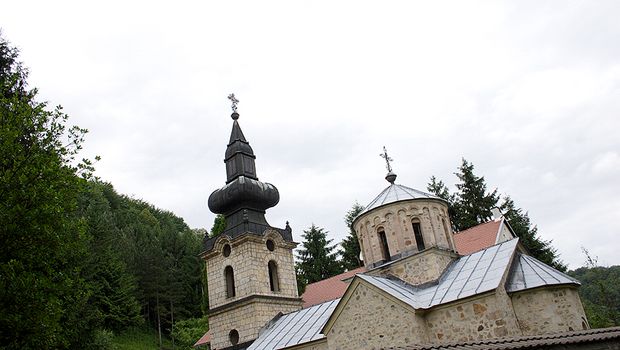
[451,159,499,230]
[172,316,209,349]
[500,196,566,271]
[0,34,98,349]
[428,158,565,271]
[339,202,365,271]
[90,329,115,350]
[296,224,344,293]
[78,182,142,332]
[210,214,226,237]
[569,265,620,328]
[112,326,173,350]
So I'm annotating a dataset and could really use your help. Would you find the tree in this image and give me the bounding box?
[428,158,566,271]
[569,264,620,328]
[0,35,98,348]
[210,214,226,237]
[296,225,343,294]
[500,196,566,271]
[451,159,499,230]
[78,182,142,332]
[339,203,365,271]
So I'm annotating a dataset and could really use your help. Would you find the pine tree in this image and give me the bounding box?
[78,182,141,332]
[452,159,499,231]
[296,225,343,293]
[428,159,566,271]
[339,203,365,271]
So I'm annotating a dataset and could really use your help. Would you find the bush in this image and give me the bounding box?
[173,317,209,349]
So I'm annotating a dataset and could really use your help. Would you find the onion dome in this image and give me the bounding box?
[204,108,292,252]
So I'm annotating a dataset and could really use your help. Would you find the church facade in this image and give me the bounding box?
[200,103,596,350]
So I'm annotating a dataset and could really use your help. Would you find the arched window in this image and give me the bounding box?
[377,228,391,262]
[224,266,236,298]
[412,219,425,251]
[442,218,451,248]
[268,260,279,292]
[229,329,239,345]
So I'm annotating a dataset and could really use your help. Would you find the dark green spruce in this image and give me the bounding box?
[295,224,344,294]
[427,158,566,271]
[339,203,365,271]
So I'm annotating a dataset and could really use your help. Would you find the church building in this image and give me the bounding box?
[199,98,618,350]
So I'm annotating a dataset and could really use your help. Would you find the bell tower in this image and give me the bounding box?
[201,95,302,350]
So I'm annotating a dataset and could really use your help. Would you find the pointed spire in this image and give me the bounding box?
[223,99,258,183]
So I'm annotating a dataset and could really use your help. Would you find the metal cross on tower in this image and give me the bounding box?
[380,146,393,173]
[228,93,239,113]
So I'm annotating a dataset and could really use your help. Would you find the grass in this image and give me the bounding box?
[112,326,174,350]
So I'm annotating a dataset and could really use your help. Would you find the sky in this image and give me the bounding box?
[2,1,619,268]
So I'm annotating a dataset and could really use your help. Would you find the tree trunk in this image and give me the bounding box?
[156,293,162,349]
[170,300,175,349]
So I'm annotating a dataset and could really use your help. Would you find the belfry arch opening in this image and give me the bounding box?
[412,219,425,251]
[377,228,391,262]
[224,265,236,298]
[268,260,279,292]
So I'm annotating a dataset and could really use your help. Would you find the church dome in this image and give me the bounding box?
[355,182,445,220]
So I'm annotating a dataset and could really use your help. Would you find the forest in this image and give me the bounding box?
[1,33,618,350]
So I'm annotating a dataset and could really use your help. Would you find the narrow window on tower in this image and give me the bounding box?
[377,228,391,262]
[412,220,425,251]
[225,265,236,298]
[442,218,451,248]
[268,260,279,292]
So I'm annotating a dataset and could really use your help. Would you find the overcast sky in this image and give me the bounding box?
[2,1,619,268]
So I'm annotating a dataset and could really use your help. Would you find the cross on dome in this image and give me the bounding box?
[228,93,240,116]
[380,146,397,183]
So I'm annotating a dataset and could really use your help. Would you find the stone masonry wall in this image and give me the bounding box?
[355,199,455,268]
[206,231,299,310]
[425,289,522,343]
[209,298,301,350]
[511,286,588,335]
[366,248,456,286]
[326,283,428,350]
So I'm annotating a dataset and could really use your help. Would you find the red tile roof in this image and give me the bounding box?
[452,219,502,255]
[193,330,211,348]
[301,267,366,308]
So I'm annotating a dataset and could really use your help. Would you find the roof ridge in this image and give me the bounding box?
[524,254,580,284]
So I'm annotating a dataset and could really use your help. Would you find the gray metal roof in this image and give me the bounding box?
[358,238,519,309]
[506,253,580,292]
[248,238,580,350]
[356,183,444,220]
[247,299,339,350]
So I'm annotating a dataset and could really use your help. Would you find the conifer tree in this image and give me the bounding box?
[339,203,365,271]
[428,158,566,271]
[296,225,343,293]
[500,196,566,271]
[452,159,499,230]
